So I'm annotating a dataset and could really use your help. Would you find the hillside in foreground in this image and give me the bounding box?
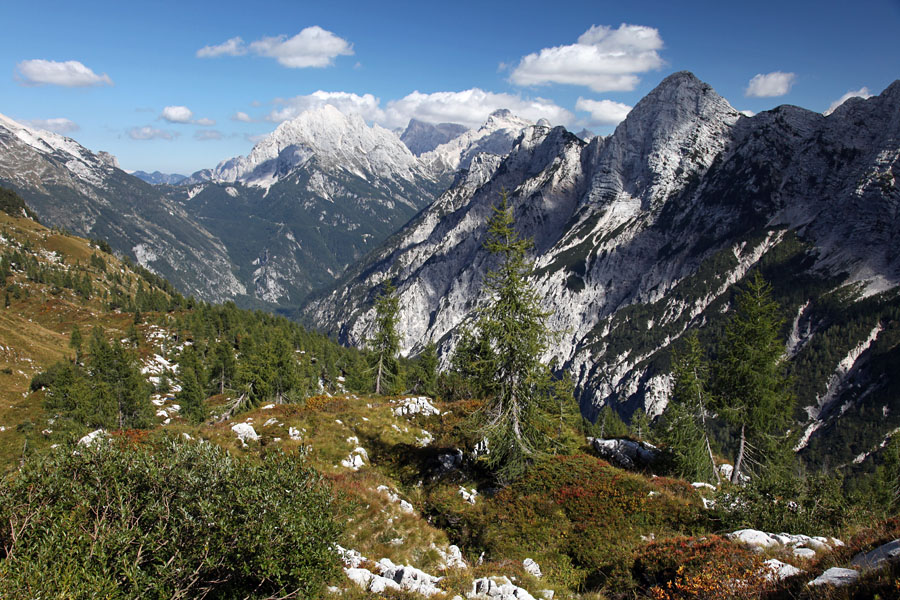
[1,190,899,599]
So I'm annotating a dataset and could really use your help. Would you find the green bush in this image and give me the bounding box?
[0,436,343,598]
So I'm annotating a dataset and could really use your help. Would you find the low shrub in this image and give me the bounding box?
[0,435,343,598]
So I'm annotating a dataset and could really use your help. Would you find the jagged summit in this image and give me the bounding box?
[419,109,534,175]
[205,105,423,188]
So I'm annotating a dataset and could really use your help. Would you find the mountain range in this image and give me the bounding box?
[304,72,900,468]
[0,104,526,309]
[2,71,897,467]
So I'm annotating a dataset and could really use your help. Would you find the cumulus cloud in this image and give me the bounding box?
[197,26,353,68]
[740,110,756,117]
[383,89,574,129]
[194,129,223,141]
[160,106,216,126]
[745,71,796,97]
[575,97,632,125]
[824,87,872,115]
[509,24,664,92]
[26,117,80,134]
[161,105,194,123]
[266,88,574,130]
[16,59,112,87]
[196,37,246,58]
[268,91,384,123]
[232,111,253,122]
[128,126,177,141]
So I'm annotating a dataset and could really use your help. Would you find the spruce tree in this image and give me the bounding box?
[472,193,571,482]
[178,366,207,423]
[69,324,83,364]
[369,280,400,395]
[714,273,793,483]
[662,332,720,483]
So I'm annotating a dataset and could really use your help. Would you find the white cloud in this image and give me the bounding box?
[128,126,177,141]
[196,37,246,58]
[382,89,574,129]
[510,24,664,92]
[575,98,632,125]
[268,91,384,123]
[194,129,223,141]
[161,105,194,123]
[824,87,872,115]
[26,117,80,134]
[266,88,574,130]
[745,71,796,97]
[198,26,353,68]
[740,110,756,117]
[16,59,112,87]
[160,106,215,126]
[232,111,253,122]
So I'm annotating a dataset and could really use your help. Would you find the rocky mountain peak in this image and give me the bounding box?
[582,70,741,217]
[209,105,421,188]
[419,109,534,175]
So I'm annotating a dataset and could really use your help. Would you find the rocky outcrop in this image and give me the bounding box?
[589,438,660,470]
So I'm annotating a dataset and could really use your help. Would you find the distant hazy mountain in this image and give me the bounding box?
[0,112,245,302]
[400,119,469,155]
[132,170,188,185]
[304,72,900,468]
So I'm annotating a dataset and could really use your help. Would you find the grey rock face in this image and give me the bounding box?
[304,73,900,463]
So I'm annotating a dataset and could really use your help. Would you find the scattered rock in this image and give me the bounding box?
[523,558,542,578]
[589,437,660,470]
[341,447,368,470]
[850,538,900,571]
[289,426,302,441]
[77,429,107,447]
[345,567,401,594]
[231,422,258,445]
[729,529,779,550]
[469,576,535,600]
[335,544,366,568]
[432,543,467,570]
[378,558,443,597]
[807,567,859,587]
[459,485,478,505]
[729,529,842,555]
[394,396,441,417]
[691,481,716,490]
[377,485,415,513]
[764,558,803,581]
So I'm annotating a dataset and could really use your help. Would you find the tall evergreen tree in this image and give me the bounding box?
[69,324,83,364]
[471,193,571,482]
[369,280,400,395]
[178,365,207,424]
[714,273,793,483]
[662,332,720,483]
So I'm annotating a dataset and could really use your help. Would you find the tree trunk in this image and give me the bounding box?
[375,355,384,395]
[706,435,721,485]
[732,423,746,484]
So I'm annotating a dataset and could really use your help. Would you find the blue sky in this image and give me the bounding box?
[2,0,898,174]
